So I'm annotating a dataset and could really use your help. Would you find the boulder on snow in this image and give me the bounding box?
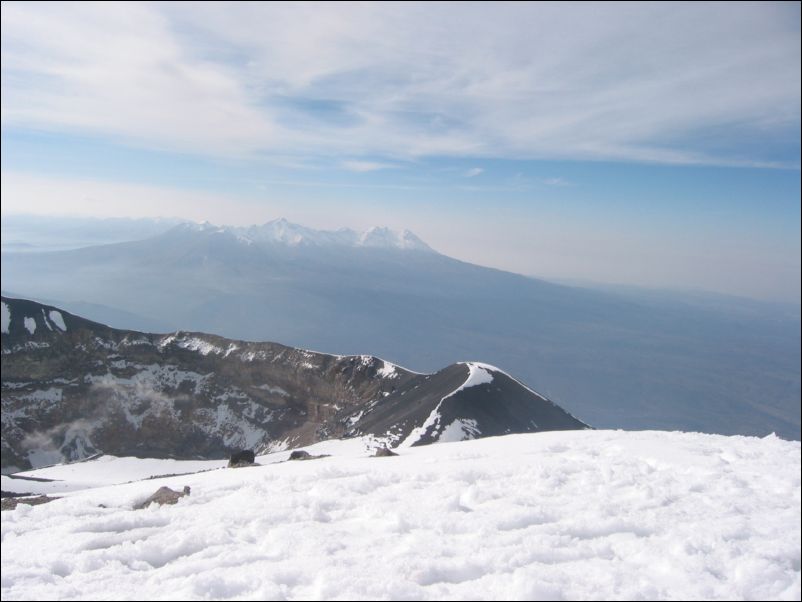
[287,450,329,461]
[374,447,398,457]
[1,495,59,511]
[135,485,190,509]
[228,449,256,467]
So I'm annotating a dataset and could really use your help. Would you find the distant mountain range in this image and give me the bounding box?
[1,218,799,440]
[0,296,587,472]
[183,218,433,251]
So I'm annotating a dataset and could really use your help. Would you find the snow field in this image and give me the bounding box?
[1,430,800,600]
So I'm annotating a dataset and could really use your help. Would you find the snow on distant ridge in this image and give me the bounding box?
[1,431,799,601]
[457,361,495,390]
[171,218,432,252]
[377,360,399,379]
[1,301,10,334]
[48,310,66,331]
[23,317,36,335]
[359,226,429,250]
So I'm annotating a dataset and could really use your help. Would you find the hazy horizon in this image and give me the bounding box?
[2,2,800,303]
[2,210,800,307]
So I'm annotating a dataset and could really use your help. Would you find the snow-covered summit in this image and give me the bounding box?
[359,226,430,250]
[173,220,227,234]
[168,218,433,251]
[2,430,799,600]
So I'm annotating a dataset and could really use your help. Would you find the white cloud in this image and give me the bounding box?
[1,2,799,166]
[0,2,278,156]
[542,177,572,187]
[341,160,398,173]
[464,168,484,178]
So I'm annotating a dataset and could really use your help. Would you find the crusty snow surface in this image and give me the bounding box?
[1,430,800,601]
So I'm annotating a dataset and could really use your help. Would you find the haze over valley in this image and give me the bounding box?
[1,2,799,600]
[2,216,799,441]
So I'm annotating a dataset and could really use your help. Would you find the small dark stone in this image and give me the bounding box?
[134,485,190,509]
[374,447,398,457]
[289,450,311,460]
[228,449,256,467]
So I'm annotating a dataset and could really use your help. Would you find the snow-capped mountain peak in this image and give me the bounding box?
[359,226,430,250]
[166,219,433,251]
[248,219,318,246]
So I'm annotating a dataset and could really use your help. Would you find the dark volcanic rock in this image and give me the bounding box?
[374,447,398,457]
[350,362,588,447]
[228,449,256,467]
[1,490,33,498]
[1,495,59,511]
[1,296,419,471]
[287,449,329,461]
[135,485,190,509]
[1,296,588,471]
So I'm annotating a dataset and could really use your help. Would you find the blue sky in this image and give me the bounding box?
[1,2,800,302]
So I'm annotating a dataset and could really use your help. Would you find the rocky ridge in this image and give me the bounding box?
[1,296,587,472]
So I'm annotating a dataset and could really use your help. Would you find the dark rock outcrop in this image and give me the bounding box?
[134,485,190,509]
[2,296,588,472]
[1,495,59,511]
[228,450,255,467]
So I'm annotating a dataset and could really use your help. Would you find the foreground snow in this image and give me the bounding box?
[1,430,800,600]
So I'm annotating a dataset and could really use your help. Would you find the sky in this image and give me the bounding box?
[1,1,800,303]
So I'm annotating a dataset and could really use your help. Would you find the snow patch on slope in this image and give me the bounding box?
[2,341,50,354]
[3,456,229,495]
[48,310,66,331]
[23,317,36,335]
[176,336,223,356]
[25,387,63,403]
[254,384,289,397]
[1,301,10,334]
[438,418,481,443]
[377,361,399,379]
[399,362,495,448]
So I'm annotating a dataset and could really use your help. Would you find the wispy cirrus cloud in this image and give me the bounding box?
[464,167,484,178]
[542,177,573,187]
[341,160,399,173]
[1,2,799,167]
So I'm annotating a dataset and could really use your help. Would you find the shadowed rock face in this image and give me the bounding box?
[228,450,255,467]
[1,296,587,472]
